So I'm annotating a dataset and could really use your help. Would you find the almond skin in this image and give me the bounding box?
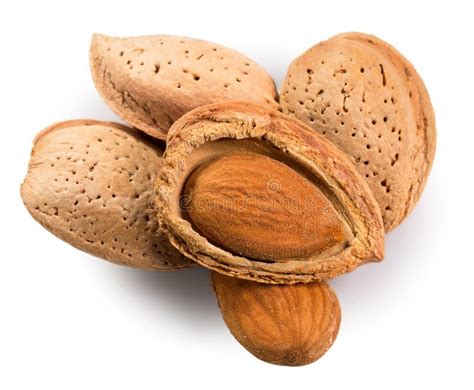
[156,102,384,284]
[90,34,278,140]
[280,32,436,231]
[184,152,346,261]
[212,271,341,366]
[21,120,192,270]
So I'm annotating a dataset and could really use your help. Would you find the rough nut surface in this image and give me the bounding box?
[90,34,278,140]
[21,120,192,270]
[212,271,341,366]
[156,102,384,284]
[184,152,346,261]
[280,32,436,231]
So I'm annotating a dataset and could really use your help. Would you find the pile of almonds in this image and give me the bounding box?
[21,32,435,366]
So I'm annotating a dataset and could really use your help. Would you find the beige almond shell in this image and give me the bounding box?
[155,102,384,284]
[280,32,436,232]
[21,120,192,270]
[90,34,279,140]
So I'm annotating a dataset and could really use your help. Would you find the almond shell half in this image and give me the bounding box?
[155,102,384,284]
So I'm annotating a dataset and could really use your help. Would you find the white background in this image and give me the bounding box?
[1,1,473,389]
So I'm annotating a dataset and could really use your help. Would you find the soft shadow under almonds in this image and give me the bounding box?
[115,265,220,327]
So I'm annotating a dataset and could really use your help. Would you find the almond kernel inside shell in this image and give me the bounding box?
[183,152,348,261]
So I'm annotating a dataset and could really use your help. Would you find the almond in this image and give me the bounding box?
[212,271,341,366]
[90,34,278,140]
[156,102,384,284]
[21,120,192,270]
[280,32,436,231]
[184,152,346,261]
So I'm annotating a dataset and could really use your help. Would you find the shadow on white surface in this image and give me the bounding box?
[73,88,124,123]
[98,261,222,329]
[331,172,444,322]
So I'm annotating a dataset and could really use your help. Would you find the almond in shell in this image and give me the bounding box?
[156,102,384,284]
[21,120,192,270]
[90,34,278,140]
[280,32,436,231]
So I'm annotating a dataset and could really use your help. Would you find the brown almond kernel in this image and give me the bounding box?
[212,271,341,366]
[183,152,346,261]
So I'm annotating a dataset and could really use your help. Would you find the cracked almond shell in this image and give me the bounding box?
[21,119,192,270]
[90,34,278,140]
[155,102,384,284]
[280,32,436,231]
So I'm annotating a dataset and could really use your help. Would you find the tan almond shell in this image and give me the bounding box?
[280,32,436,232]
[21,119,192,270]
[90,34,279,140]
[155,102,384,284]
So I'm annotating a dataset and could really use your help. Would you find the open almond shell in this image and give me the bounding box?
[155,102,384,284]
